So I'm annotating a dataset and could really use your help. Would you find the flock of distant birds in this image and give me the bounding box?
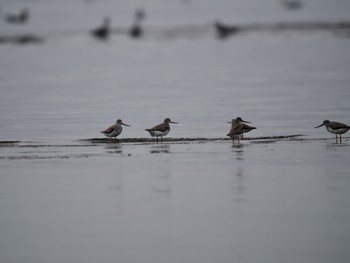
[0,7,29,24]
[0,6,146,44]
[91,8,146,40]
[3,0,349,44]
[101,117,350,144]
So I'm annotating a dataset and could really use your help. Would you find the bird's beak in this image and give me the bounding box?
[314,123,324,128]
[122,123,131,127]
[227,121,231,124]
[241,119,251,123]
[170,121,178,124]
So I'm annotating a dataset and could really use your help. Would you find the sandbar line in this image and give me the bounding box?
[1,134,350,147]
[0,134,301,146]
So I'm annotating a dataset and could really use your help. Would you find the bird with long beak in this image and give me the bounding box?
[101,119,130,142]
[146,118,178,143]
[315,120,350,143]
[227,117,251,144]
[228,117,256,139]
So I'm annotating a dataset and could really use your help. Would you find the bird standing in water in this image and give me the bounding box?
[146,118,178,143]
[227,117,252,144]
[101,119,130,142]
[315,120,350,143]
[228,117,256,139]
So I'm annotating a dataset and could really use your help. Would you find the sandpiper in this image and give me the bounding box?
[228,117,256,138]
[101,119,130,142]
[315,120,350,143]
[227,117,254,144]
[227,117,247,144]
[145,118,178,143]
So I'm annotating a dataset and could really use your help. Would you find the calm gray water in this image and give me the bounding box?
[1,0,350,263]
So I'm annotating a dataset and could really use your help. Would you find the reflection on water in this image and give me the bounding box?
[325,141,350,149]
[230,164,246,262]
[105,143,123,155]
[231,143,245,160]
[151,160,172,215]
[112,163,124,217]
[232,166,245,204]
[150,144,170,154]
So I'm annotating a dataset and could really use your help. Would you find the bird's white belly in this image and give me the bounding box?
[327,127,348,135]
[106,130,121,138]
[150,130,169,137]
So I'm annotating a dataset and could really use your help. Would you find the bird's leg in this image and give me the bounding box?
[340,134,342,143]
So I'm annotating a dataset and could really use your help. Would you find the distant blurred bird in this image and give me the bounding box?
[101,119,130,142]
[91,17,111,40]
[135,8,146,21]
[314,120,350,143]
[214,20,240,39]
[4,8,29,24]
[129,8,146,38]
[279,0,303,10]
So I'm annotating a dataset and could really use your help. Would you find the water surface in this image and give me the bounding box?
[1,1,350,262]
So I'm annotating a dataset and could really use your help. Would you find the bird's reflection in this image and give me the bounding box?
[231,165,246,262]
[105,143,123,155]
[150,144,170,154]
[111,163,124,217]
[232,166,245,204]
[231,143,245,160]
[325,140,349,149]
[151,160,172,215]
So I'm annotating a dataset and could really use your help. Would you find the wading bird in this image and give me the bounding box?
[146,118,178,143]
[227,117,251,144]
[315,120,350,143]
[101,119,130,142]
[228,117,256,139]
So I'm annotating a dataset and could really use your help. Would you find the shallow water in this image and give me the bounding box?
[1,0,350,262]
[1,139,350,263]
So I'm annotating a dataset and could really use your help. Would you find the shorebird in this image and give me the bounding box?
[315,120,350,143]
[145,118,178,143]
[4,8,29,24]
[101,119,130,142]
[91,17,111,40]
[227,117,252,144]
[228,117,256,138]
